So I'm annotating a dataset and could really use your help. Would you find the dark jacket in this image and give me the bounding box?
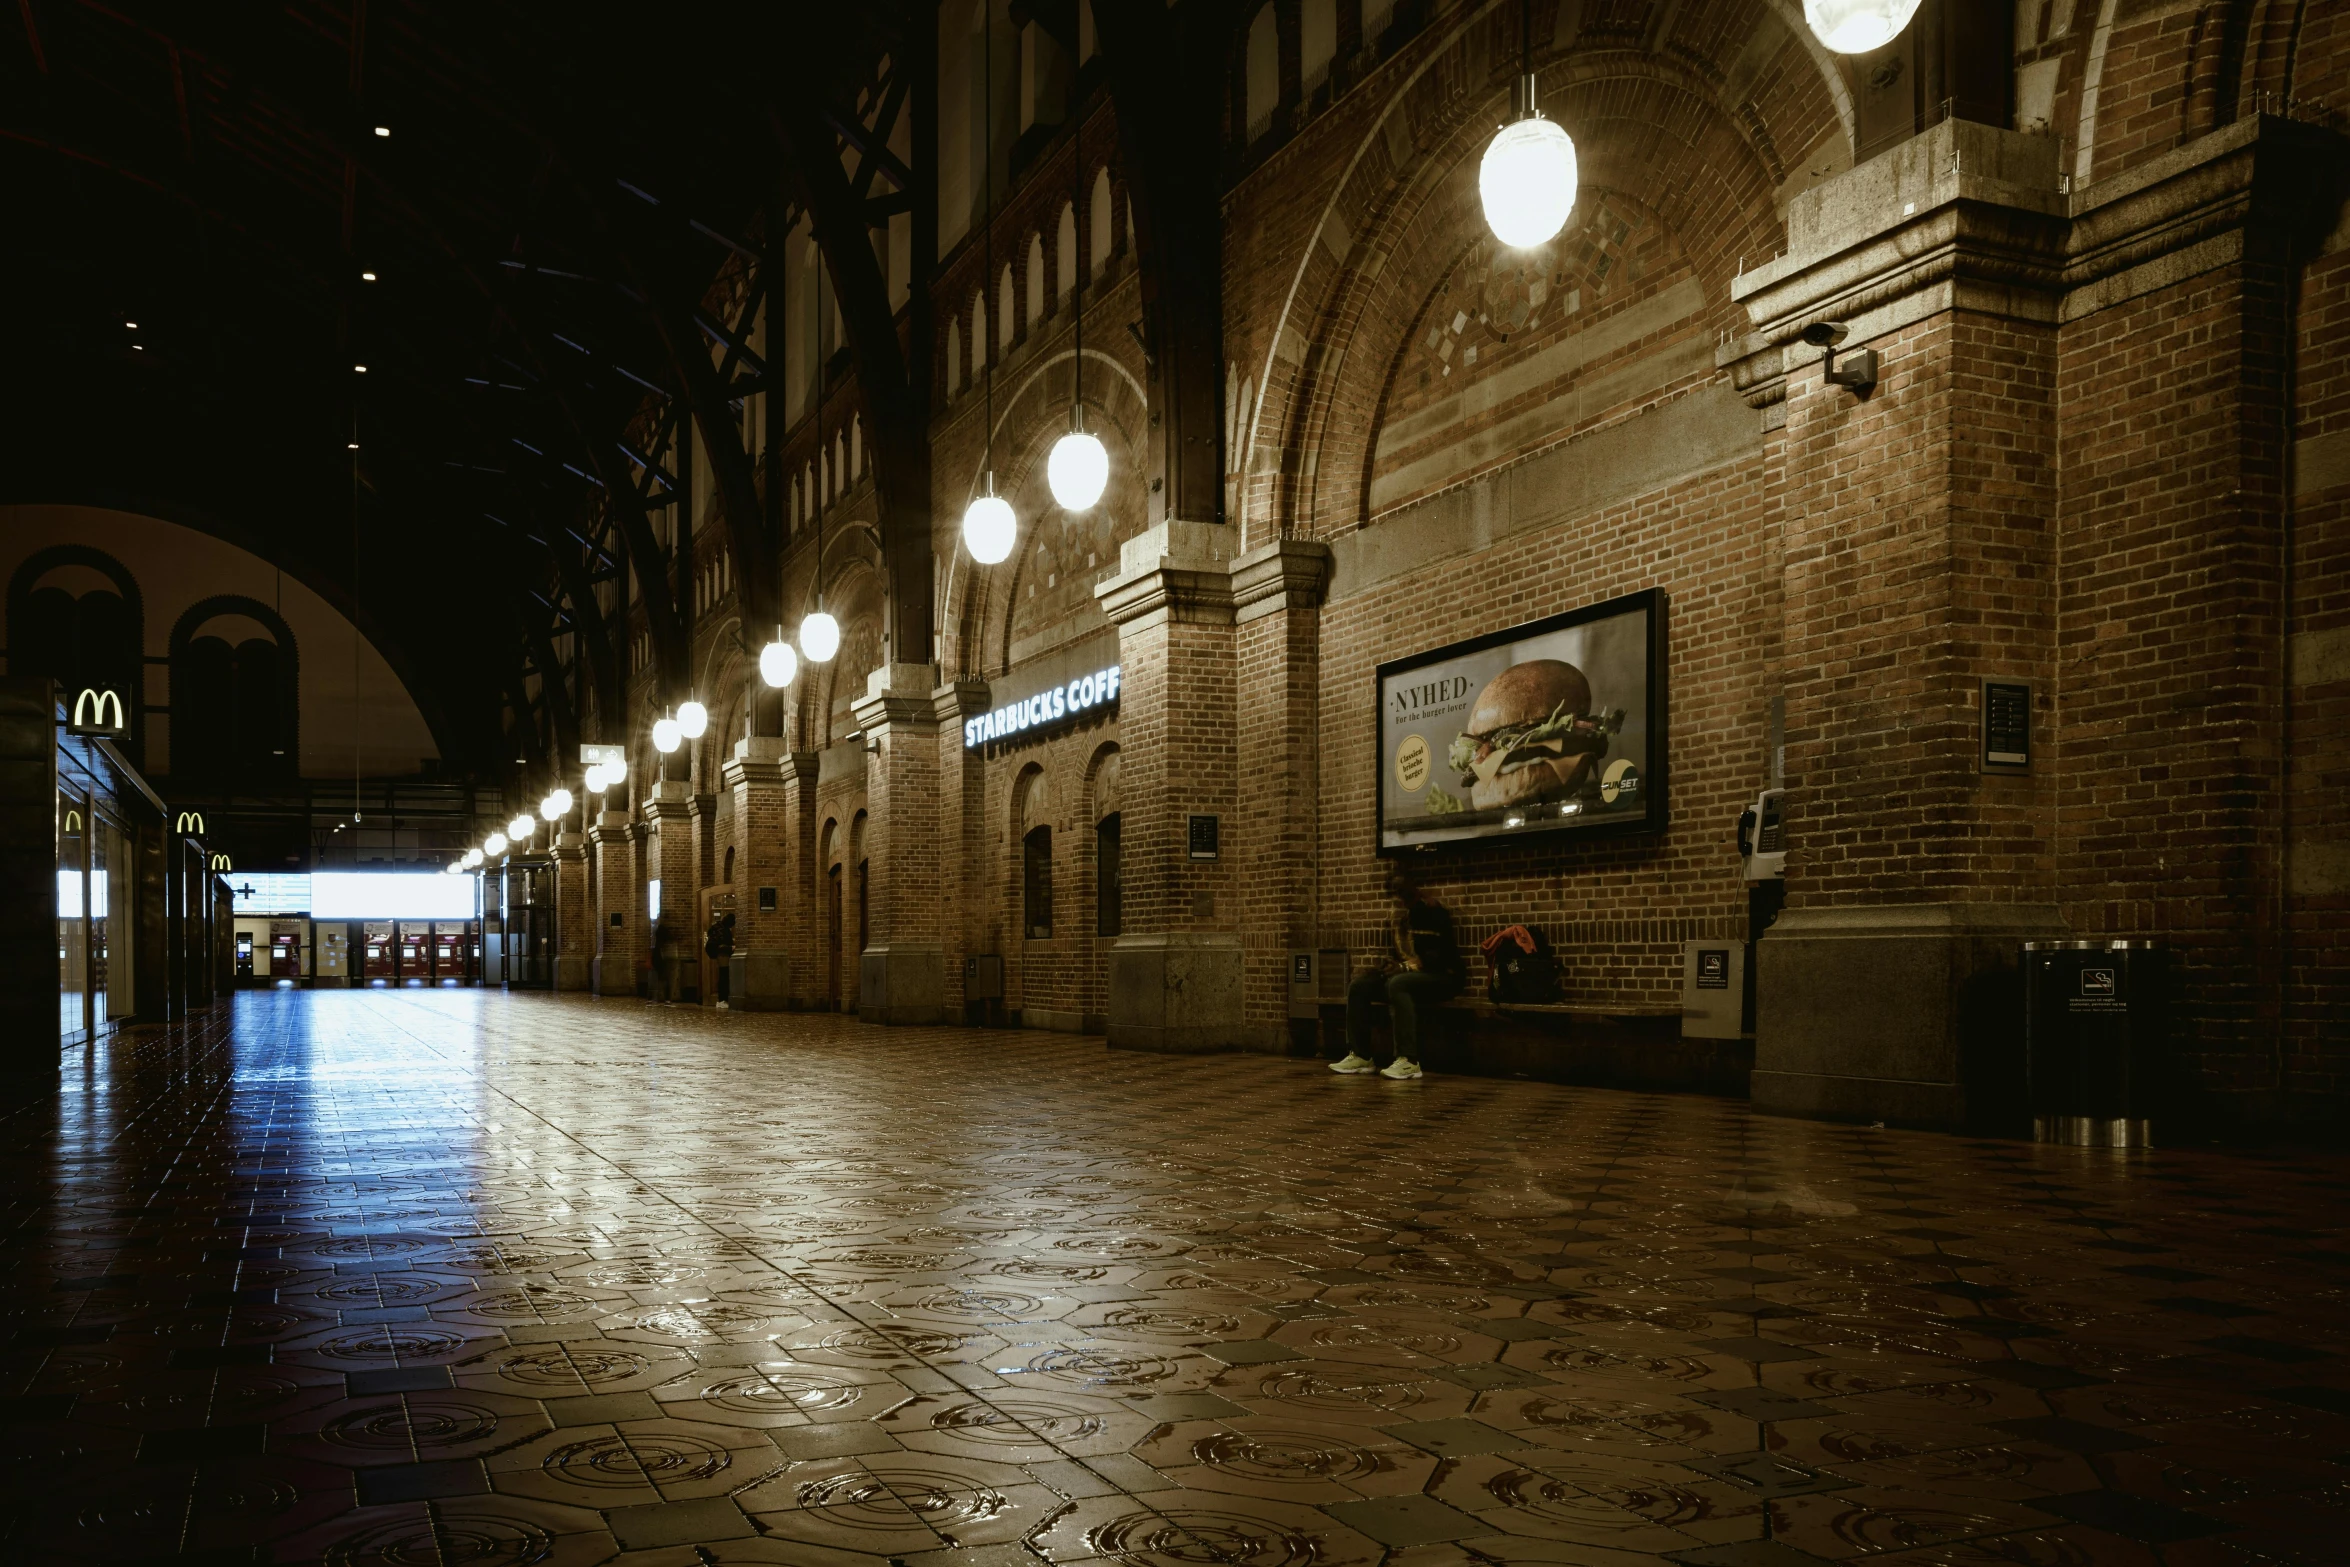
[1398,900,1464,986]
[704,913,735,960]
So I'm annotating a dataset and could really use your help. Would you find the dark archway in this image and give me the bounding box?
[7,545,145,764]
[169,596,301,785]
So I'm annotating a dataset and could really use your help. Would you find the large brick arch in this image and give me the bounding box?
[941,345,1150,679]
[1234,4,1840,546]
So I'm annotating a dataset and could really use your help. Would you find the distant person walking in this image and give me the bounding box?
[1332,871,1462,1080]
[705,909,735,1008]
[651,915,684,1003]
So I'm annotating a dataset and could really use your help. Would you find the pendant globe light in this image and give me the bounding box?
[652,711,683,754]
[962,11,1022,564]
[1802,0,1921,53]
[800,606,839,663]
[1480,0,1578,249]
[1047,117,1109,513]
[759,627,798,687]
[541,788,572,821]
[676,699,708,739]
[508,813,535,839]
[485,832,509,857]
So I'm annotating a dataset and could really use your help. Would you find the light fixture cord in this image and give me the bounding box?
[1072,111,1083,426]
[983,6,995,487]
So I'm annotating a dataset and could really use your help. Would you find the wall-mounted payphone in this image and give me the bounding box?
[1739,789,1786,882]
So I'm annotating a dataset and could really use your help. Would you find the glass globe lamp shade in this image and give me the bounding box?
[677,700,708,740]
[962,492,1017,564]
[759,638,798,688]
[799,611,840,663]
[1479,113,1578,249]
[604,756,626,784]
[1802,0,1921,53]
[463,848,483,868]
[509,814,534,838]
[485,833,508,857]
[1047,428,1109,511]
[652,717,682,754]
[543,788,573,820]
[584,765,608,794]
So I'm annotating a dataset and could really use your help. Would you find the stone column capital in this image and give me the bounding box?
[551,833,586,863]
[1232,537,1333,624]
[722,736,790,790]
[1096,518,1236,629]
[643,780,694,820]
[932,678,991,726]
[853,663,943,734]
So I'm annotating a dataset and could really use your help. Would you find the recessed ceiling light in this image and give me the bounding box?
[361,271,377,281]
[347,442,359,450]
[373,126,391,137]
[132,344,143,351]
[124,320,137,328]
[354,364,368,372]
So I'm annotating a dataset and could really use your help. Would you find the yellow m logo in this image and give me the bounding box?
[176,811,206,834]
[70,687,126,733]
[209,853,232,871]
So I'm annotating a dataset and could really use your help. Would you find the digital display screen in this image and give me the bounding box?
[231,873,316,915]
[310,872,477,920]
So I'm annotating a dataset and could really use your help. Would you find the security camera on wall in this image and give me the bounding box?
[1801,319,1876,393]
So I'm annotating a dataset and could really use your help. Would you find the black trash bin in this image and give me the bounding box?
[2022,940,2169,1147]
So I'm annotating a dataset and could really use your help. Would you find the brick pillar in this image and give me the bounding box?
[721,739,788,1009]
[1728,121,2073,1127]
[552,830,591,991]
[690,790,718,892]
[590,810,643,996]
[1095,520,1245,1052]
[781,750,823,1008]
[643,781,696,998]
[1233,539,1332,1049]
[934,677,990,1020]
[852,663,946,1023]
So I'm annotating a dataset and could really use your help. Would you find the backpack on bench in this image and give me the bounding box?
[1481,924,1562,1005]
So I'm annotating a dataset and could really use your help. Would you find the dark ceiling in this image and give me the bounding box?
[1,1,911,774]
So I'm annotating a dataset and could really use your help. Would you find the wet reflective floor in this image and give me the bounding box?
[8,990,2348,1566]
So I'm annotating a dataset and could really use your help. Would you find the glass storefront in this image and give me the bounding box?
[59,794,86,1043]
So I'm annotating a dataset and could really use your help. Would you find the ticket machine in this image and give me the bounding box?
[431,924,468,983]
[268,922,303,981]
[362,921,395,983]
[234,930,256,983]
[395,924,427,982]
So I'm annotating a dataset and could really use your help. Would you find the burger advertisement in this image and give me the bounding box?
[1376,589,1665,851]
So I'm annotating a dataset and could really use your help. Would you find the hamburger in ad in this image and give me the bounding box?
[1377,591,1661,849]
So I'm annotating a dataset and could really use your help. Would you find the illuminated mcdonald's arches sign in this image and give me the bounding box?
[63,809,82,832]
[68,687,128,737]
[210,853,233,871]
[176,811,206,835]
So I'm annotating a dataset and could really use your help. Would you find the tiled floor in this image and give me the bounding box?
[8,993,2348,1567]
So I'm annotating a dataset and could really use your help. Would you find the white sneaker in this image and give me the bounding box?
[1379,1058,1424,1080]
[1329,1053,1376,1074]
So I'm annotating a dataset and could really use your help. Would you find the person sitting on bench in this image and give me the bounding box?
[1332,870,1462,1081]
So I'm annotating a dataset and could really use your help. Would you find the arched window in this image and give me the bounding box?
[947,319,963,395]
[1243,4,1279,144]
[1026,232,1046,326]
[1301,0,1336,98]
[1057,204,1078,303]
[1090,168,1113,278]
[850,417,863,479]
[1092,747,1121,939]
[1024,824,1053,940]
[971,292,988,372]
[998,265,1016,351]
[8,546,142,760]
[169,597,298,783]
